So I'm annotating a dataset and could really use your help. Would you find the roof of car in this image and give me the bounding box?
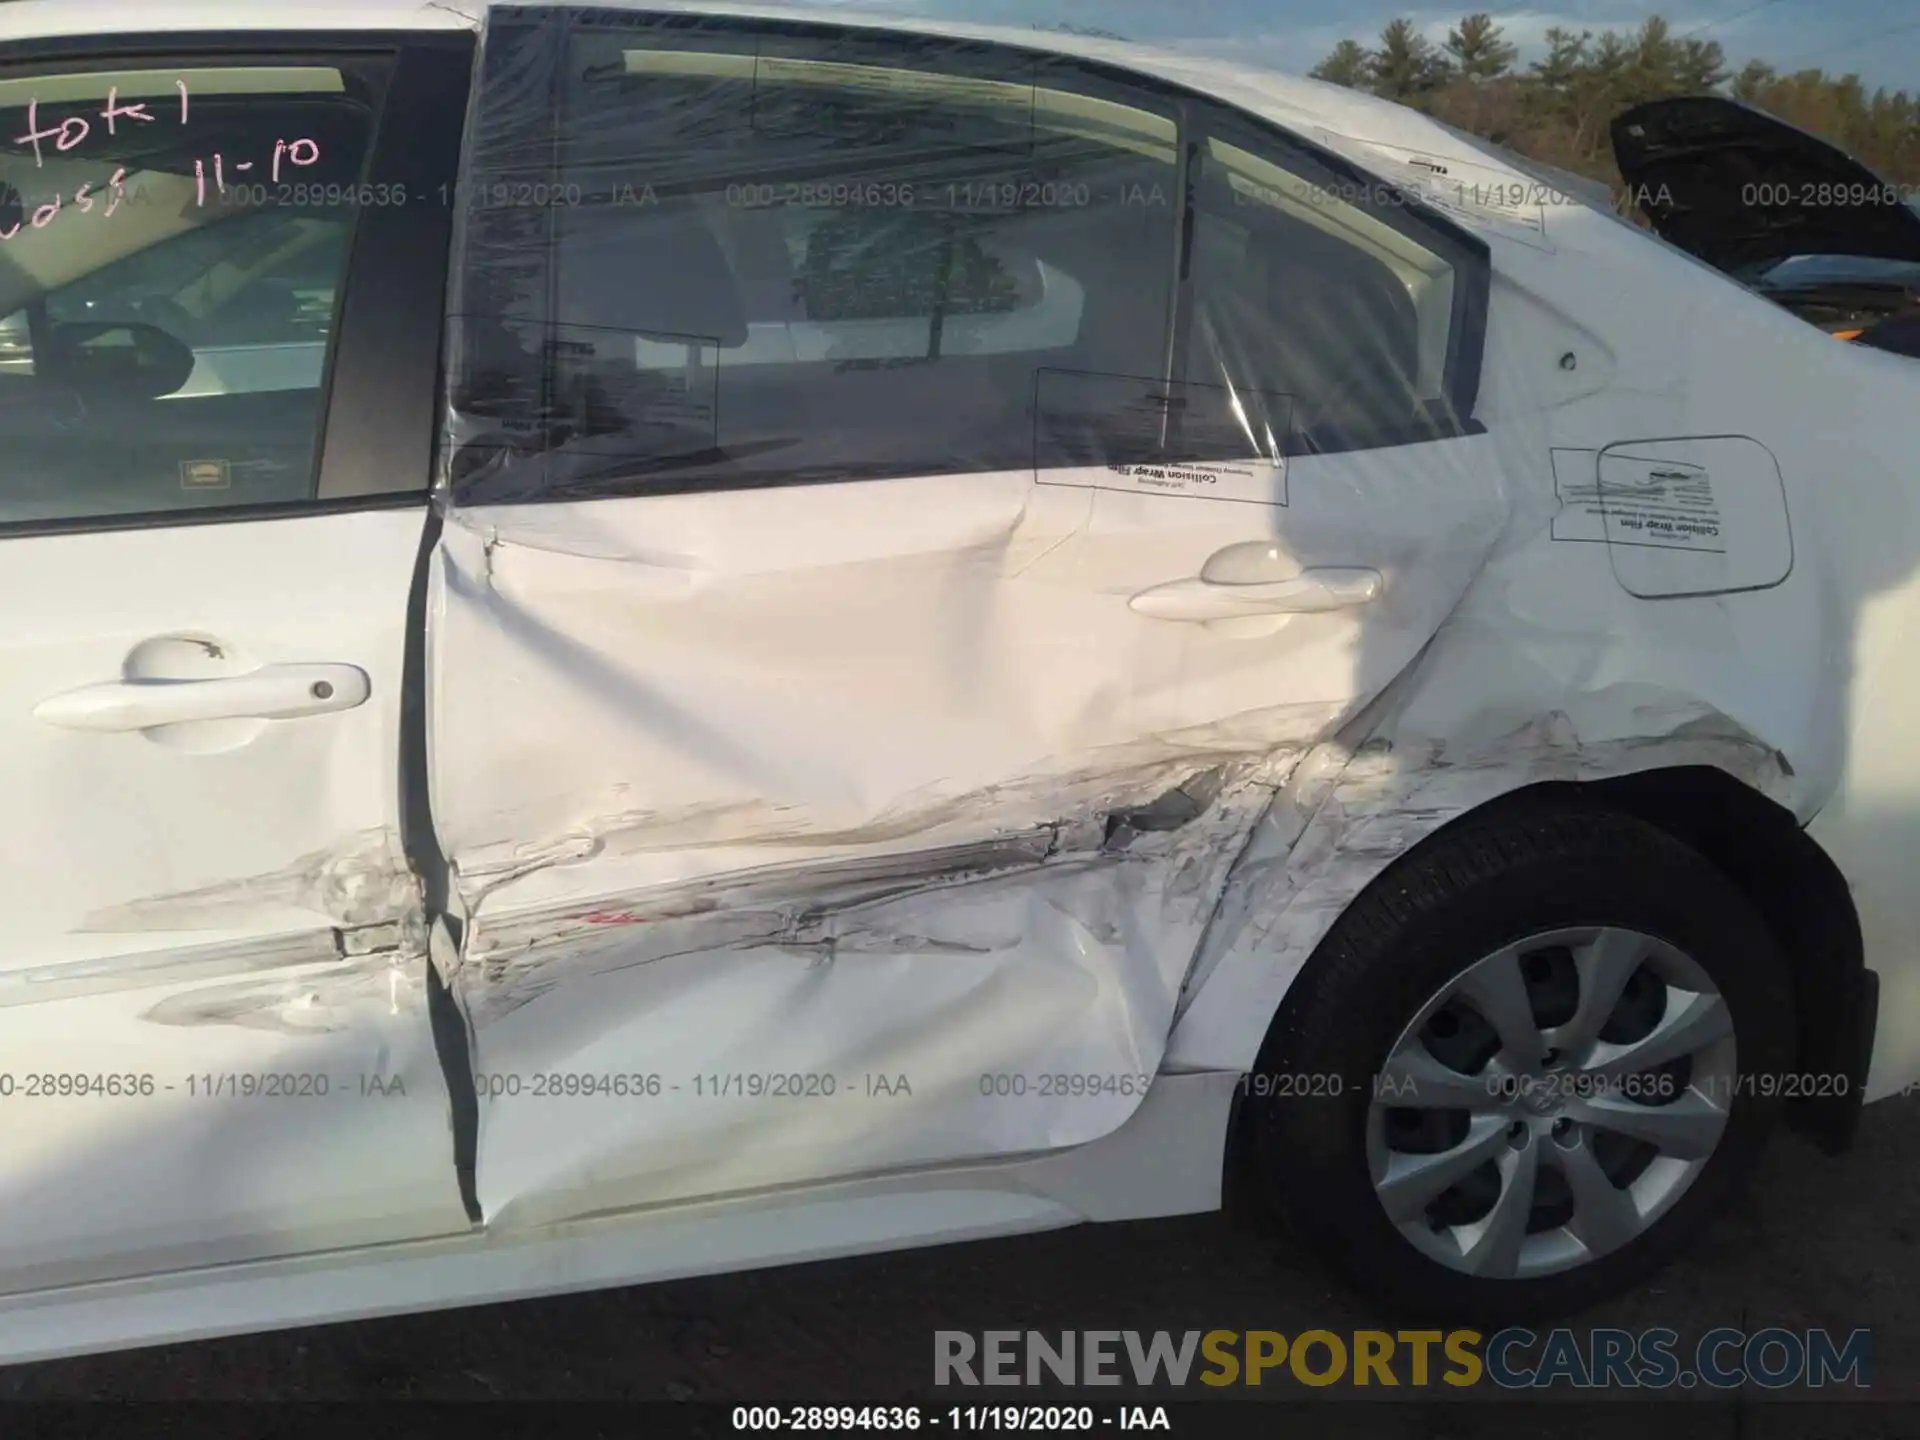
[0,0,1542,249]
[0,0,478,41]
[0,0,1439,151]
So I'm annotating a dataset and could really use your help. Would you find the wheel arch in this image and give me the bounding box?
[1557,766,1872,1153]
[1174,755,1873,1155]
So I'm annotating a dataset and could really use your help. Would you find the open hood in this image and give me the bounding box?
[1611,95,1920,276]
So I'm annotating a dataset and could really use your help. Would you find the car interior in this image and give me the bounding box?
[0,70,379,524]
[449,54,1460,504]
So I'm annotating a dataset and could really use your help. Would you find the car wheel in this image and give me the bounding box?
[1247,799,1794,1321]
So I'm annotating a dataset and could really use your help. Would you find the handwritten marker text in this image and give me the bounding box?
[15,81,190,166]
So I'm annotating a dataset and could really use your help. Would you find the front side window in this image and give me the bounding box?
[18,210,348,396]
[0,60,385,526]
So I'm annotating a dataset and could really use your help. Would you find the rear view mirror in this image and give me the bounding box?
[40,320,195,401]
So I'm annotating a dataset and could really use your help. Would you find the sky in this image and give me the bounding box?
[809,0,1920,93]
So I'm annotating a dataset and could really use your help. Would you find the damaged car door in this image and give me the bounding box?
[425,9,1508,1229]
[0,38,473,1294]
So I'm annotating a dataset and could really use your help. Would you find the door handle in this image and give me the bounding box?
[34,663,370,733]
[1129,566,1383,622]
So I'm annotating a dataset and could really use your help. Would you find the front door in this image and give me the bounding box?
[0,35,472,1293]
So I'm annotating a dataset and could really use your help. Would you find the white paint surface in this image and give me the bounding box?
[431,430,1507,1225]
[0,510,468,1294]
[0,1071,1237,1366]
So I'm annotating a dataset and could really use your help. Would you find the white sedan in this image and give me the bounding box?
[0,0,1913,1360]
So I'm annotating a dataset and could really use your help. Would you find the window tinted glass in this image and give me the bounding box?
[33,210,348,400]
[448,18,1181,500]
[444,12,1490,500]
[0,62,384,526]
[1185,129,1475,452]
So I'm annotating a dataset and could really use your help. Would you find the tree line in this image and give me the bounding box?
[1308,14,1920,191]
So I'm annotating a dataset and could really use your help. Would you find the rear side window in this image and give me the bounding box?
[448,15,1181,500]
[444,9,1488,503]
[1185,129,1473,453]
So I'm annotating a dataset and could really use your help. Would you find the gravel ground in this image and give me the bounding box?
[3,1095,1917,1409]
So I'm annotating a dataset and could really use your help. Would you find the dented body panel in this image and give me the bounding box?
[414,1,1875,1239]
[429,431,1506,1222]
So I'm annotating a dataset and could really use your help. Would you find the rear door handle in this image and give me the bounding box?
[34,663,370,732]
[1129,566,1383,622]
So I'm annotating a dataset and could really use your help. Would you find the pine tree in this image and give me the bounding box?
[1529,26,1592,94]
[1444,13,1517,82]
[1367,18,1451,101]
[1303,12,1920,190]
[1675,37,1729,93]
[1310,39,1370,89]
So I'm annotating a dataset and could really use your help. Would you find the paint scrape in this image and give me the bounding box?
[79,829,421,933]
[141,948,427,1033]
[1166,695,1794,1067]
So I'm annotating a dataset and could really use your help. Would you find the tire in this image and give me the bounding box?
[1247,799,1795,1322]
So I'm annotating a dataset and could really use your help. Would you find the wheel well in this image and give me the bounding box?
[1488,766,1870,1152]
[1221,762,1871,1201]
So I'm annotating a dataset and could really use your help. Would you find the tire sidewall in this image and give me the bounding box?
[1253,818,1795,1321]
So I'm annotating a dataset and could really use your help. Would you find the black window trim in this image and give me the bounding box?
[451,6,1492,507]
[0,28,474,542]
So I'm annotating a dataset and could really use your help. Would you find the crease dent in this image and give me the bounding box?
[455,761,1288,1027]
[445,701,1338,892]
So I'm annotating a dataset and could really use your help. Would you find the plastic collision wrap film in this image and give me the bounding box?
[435,6,1491,508]
[439,7,1193,500]
[427,5,1520,1230]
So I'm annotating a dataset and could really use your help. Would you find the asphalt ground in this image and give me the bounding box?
[2,1093,1916,1429]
